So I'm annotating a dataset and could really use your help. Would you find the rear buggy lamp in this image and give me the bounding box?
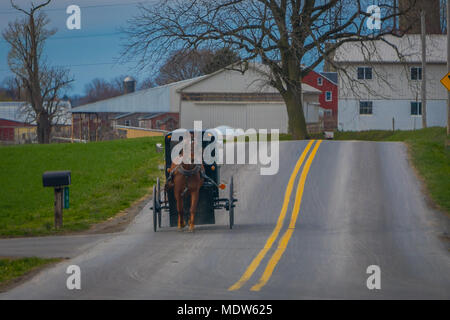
[219,184,226,190]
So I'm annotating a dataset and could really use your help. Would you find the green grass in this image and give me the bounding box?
[0,257,61,288]
[332,127,450,213]
[0,137,164,237]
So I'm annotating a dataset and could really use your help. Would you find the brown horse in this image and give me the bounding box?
[165,138,204,232]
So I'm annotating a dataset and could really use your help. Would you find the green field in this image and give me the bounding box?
[332,127,450,213]
[0,137,164,237]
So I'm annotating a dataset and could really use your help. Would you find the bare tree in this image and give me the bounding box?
[111,74,134,94]
[123,0,417,139]
[139,77,156,90]
[81,78,123,104]
[1,76,24,101]
[202,47,241,74]
[149,47,240,86]
[2,0,73,143]
[154,49,214,85]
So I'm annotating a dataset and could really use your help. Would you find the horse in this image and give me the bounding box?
[165,136,205,232]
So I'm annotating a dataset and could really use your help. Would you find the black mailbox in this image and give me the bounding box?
[42,171,71,187]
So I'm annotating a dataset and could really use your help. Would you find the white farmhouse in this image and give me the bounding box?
[334,35,447,131]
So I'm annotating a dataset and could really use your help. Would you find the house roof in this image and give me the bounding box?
[71,76,207,113]
[333,34,447,64]
[320,72,338,84]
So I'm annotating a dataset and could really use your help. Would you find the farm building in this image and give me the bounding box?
[178,64,321,132]
[302,70,338,129]
[0,101,71,144]
[333,34,447,131]
[70,77,197,141]
[71,63,322,140]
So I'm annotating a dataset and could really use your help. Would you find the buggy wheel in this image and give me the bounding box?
[229,176,234,229]
[152,185,158,232]
[158,210,162,228]
[156,178,162,228]
[156,178,161,202]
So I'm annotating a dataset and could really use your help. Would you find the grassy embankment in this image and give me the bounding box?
[0,257,61,290]
[0,137,164,237]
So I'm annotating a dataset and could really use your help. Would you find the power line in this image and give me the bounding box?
[0,60,139,72]
[0,32,122,43]
[0,1,151,14]
[52,32,122,40]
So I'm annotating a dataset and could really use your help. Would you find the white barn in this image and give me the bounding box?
[178,63,321,132]
[334,35,447,131]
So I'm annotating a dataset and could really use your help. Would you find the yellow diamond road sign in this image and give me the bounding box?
[441,72,450,91]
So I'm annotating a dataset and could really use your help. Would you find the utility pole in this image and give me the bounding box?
[421,10,427,128]
[447,0,450,135]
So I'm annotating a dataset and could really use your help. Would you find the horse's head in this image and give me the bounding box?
[179,133,199,168]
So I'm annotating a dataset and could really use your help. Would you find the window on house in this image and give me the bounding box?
[317,77,323,86]
[359,101,373,115]
[411,101,422,115]
[124,120,131,126]
[325,91,332,101]
[410,67,422,80]
[357,67,373,80]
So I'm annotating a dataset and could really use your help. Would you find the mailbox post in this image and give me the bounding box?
[42,171,71,229]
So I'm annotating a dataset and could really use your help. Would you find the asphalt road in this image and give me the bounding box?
[1,140,449,299]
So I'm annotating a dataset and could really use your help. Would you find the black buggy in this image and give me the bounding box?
[151,130,237,231]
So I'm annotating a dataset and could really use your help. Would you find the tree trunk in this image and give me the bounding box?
[283,88,308,140]
[37,112,51,144]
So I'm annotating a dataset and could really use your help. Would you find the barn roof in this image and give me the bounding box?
[0,102,31,124]
[0,101,71,125]
[177,62,322,94]
[71,76,206,113]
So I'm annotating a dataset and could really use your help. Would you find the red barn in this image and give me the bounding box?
[0,119,16,141]
[0,119,34,142]
[302,70,338,116]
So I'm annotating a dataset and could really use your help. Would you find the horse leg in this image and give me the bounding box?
[188,189,199,232]
[174,190,185,230]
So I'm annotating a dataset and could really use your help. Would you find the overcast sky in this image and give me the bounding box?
[0,0,401,97]
[0,0,154,96]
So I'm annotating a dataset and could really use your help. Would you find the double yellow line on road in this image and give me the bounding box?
[228,140,322,292]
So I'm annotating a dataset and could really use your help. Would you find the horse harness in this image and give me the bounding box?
[167,164,217,196]
[173,164,204,177]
